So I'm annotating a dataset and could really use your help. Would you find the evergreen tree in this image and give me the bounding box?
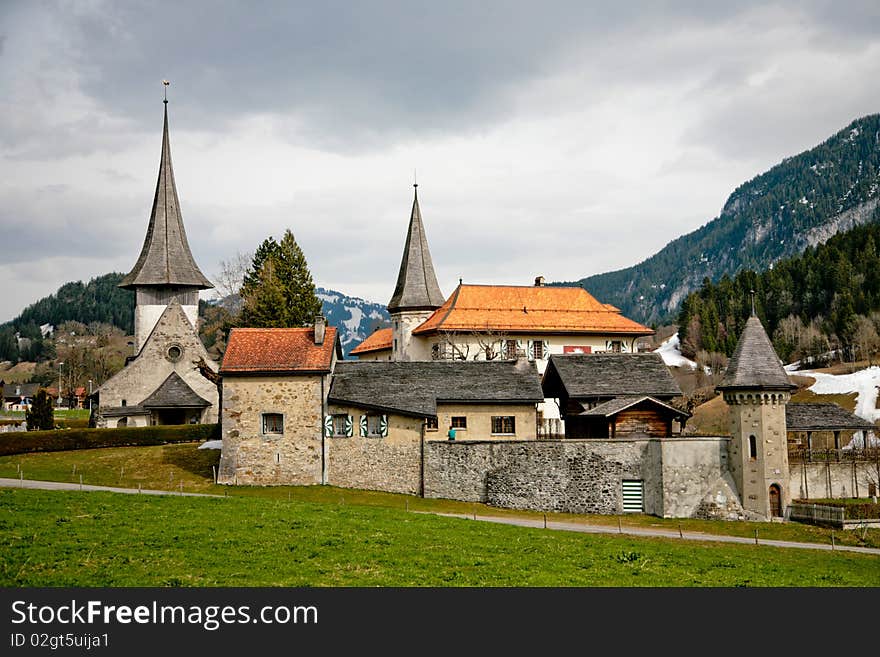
[26,389,55,431]
[239,229,323,328]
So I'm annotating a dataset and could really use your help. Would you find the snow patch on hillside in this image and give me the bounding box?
[797,366,880,425]
[654,334,697,370]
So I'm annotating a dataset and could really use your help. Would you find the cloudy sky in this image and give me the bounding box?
[1,1,879,323]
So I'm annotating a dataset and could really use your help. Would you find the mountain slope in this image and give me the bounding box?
[568,114,880,323]
[316,288,390,358]
[2,273,135,334]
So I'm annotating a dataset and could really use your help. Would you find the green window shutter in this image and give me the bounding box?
[380,414,389,437]
[323,415,333,437]
[359,414,368,437]
[345,414,353,437]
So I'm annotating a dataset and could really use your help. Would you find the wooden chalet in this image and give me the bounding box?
[542,353,688,438]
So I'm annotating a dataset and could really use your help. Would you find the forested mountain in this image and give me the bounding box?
[568,114,880,324]
[2,272,135,335]
[676,218,880,366]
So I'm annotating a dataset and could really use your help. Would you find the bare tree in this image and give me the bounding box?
[214,251,253,300]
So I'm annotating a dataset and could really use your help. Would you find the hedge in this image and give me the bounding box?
[0,423,220,456]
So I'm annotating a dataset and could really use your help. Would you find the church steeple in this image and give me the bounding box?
[119,99,212,290]
[387,184,445,313]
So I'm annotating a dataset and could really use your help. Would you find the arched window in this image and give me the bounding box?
[117,417,128,428]
[749,435,757,460]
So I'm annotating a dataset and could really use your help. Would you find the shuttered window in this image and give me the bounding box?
[622,480,644,513]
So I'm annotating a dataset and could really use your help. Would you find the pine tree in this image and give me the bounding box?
[26,389,55,431]
[239,229,323,328]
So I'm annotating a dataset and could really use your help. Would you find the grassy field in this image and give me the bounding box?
[1,442,879,551]
[1,488,878,587]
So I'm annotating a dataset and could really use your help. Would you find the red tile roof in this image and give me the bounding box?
[412,284,653,336]
[220,327,338,374]
[350,327,393,355]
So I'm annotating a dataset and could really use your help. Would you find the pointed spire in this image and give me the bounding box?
[119,95,212,290]
[717,315,796,391]
[387,184,445,313]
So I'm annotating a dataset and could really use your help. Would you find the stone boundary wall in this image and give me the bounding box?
[790,460,880,500]
[424,436,740,519]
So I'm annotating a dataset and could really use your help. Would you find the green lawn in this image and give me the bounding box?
[1,442,879,550]
[0,488,877,587]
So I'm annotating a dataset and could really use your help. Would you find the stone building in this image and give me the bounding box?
[95,100,218,428]
[716,313,797,519]
[217,320,341,486]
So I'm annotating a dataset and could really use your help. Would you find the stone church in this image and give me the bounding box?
[95,100,219,428]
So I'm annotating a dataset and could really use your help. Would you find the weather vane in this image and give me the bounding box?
[162,79,170,103]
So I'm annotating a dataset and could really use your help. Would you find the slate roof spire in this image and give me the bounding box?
[119,96,212,290]
[387,183,445,313]
[716,315,796,391]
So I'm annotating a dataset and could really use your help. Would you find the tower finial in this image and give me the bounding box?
[413,168,417,189]
[162,79,170,104]
[750,289,756,317]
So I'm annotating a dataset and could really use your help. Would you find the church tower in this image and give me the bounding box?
[717,307,796,520]
[118,97,213,351]
[388,184,445,361]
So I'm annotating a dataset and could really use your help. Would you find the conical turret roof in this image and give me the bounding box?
[387,185,445,313]
[119,102,212,290]
[717,315,796,391]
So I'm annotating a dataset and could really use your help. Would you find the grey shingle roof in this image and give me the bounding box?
[717,316,795,391]
[581,395,689,418]
[387,186,445,313]
[2,383,39,399]
[119,103,213,290]
[328,360,544,417]
[543,353,682,399]
[785,403,876,431]
[100,405,150,417]
[140,372,211,408]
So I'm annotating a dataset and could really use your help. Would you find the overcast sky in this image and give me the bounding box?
[1,1,879,323]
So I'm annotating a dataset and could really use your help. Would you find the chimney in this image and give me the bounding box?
[534,275,545,287]
[314,316,326,346]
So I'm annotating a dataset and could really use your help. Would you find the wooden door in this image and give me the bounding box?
[769,485,782,517]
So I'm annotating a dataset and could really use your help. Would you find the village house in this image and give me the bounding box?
[217,319,544,493]
[1,382,39,411]
[541,352,690,438]
[95,99,219,428]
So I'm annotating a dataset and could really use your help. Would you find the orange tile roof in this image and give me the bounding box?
[220,327,338,373]
[412,284,653,336]
[350,327,393,355]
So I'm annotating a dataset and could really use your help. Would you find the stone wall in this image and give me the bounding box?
[326,404,423,495]
[424,436,740,518]
[218,374,327,485]
[789,459,880,500]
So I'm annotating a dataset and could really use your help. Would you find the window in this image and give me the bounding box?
[425,417,438,431]
[121,399,127,407]
[491,416,516,434]
[531,340,544,360]
[610,340,623,353]
[367,414,383,437]
[262,413,283,435]
[333,414,349,437]
[504,339,518,359]
[431,343,448,361]
[451,416,467,430]
[749,435,757,460]
[167,345,182,361]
